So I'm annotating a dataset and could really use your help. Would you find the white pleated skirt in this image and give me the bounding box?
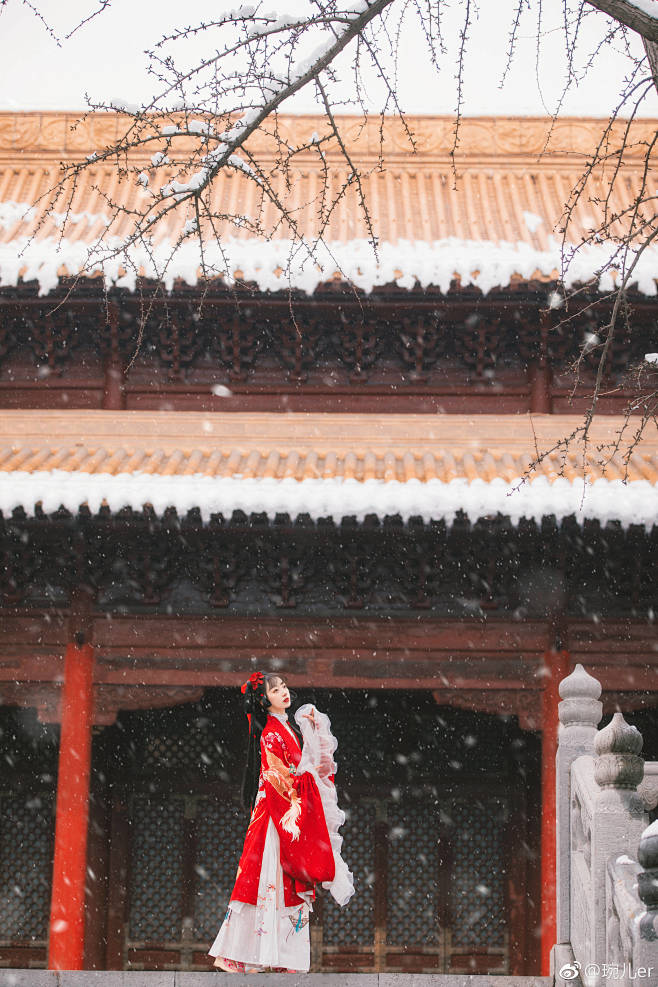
[208,818,311,972]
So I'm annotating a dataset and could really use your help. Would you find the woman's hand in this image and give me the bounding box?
[302,707,317,730]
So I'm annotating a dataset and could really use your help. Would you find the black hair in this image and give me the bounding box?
[241,672,302,811]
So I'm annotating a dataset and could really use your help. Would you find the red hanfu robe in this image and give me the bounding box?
[230,715,336,909]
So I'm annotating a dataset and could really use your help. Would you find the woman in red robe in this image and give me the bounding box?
[209,671,354,973]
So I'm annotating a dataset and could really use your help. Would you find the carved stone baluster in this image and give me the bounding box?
[637,819,658,943]
[588,714,647,985]
[594,713,644,793]
[556,664,603,945]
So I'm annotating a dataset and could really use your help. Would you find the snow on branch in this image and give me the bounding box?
[34,0,400,292]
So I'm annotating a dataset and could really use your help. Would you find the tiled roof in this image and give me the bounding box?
[0,118,642,252]
[1,113,657,295]
[0,410,655,482]
[0,410,656,526]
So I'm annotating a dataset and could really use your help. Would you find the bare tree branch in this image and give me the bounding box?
[644,37,658,80]
[8,0,658,474]
[585,0,658,43]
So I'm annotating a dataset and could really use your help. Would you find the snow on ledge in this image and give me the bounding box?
[0,470,656,528]
[2,230,658,296]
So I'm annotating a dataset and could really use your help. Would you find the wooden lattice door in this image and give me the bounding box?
[120,785,522,973]
[0,706,59,971]
[318,790,512,973]
[0,791,54,967]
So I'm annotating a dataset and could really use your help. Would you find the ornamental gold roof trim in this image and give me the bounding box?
[0,112,656,163]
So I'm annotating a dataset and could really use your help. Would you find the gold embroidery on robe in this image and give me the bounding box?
[263,746,302,839]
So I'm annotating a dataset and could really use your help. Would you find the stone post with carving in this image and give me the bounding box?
[556,664,602,944]
[638,819,658,947]
[589,714,647,985]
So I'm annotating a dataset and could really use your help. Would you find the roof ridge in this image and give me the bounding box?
[1,112,656,163]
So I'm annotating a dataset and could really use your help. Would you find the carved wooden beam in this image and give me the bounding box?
[432,687,542,731]
[0,681,205,726]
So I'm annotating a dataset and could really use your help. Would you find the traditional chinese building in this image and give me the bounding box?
[0,112,656,977]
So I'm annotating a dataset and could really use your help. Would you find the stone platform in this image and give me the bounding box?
[0,972,553,987]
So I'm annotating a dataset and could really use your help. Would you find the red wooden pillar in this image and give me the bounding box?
[48,639,95,970]
[540,648,570,976]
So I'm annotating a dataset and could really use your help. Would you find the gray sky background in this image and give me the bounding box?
[1,0,657,117]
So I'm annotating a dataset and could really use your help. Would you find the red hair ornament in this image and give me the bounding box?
[241,671,264,694]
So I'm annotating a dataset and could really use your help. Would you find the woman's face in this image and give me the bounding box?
[265,676,291,715]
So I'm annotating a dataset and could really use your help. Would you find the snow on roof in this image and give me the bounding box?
[1,410,656,527]
[2,469,656,528]
[3,232,658,298]
[1,112,657,296]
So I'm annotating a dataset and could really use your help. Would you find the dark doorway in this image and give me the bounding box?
[99,688,541,974]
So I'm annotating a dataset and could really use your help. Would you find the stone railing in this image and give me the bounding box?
[553,664,658,987]
[606,820,658,987]
[638,762,658,819]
